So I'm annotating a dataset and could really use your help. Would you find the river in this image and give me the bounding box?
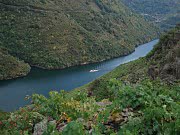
[0,39,159,112]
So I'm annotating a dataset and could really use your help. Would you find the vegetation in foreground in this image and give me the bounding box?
[0,80,179,135]
[0,27,179,134]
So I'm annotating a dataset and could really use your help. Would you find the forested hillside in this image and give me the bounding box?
[0,47,30,80]
[121,0,180,30]
[0,26,179,135]
[0,0,159,73]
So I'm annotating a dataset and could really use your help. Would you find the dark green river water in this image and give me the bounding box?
[0,39,159,111]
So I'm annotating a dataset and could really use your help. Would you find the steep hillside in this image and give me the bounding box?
[88,25,180,100]
[121,0,180,30]
[0,48,30,80]
[0,27,179,135]
[0,0,159,71]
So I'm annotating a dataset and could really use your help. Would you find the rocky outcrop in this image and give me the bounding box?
[148,25,180,83]
[33,119,48,135]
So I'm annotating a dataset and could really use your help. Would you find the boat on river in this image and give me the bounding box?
[0,39,159,112]
[89,69,99,73]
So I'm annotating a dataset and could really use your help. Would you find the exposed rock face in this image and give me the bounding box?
[159,44,180,82]
[160,59,180,82]
[33,119,48,135]
[148,25,180,83]
[148,65,159,80]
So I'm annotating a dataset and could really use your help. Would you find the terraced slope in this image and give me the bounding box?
[0,0,159,71]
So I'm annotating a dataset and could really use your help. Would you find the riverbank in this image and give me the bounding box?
[0,0,160,76]
[0,39,159,112]
[0,27,179,134]
[0,49,31,81]
[0,36,157,81]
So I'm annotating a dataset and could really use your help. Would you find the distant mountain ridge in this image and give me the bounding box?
[0,0,159,80]
[121,0,180,30]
